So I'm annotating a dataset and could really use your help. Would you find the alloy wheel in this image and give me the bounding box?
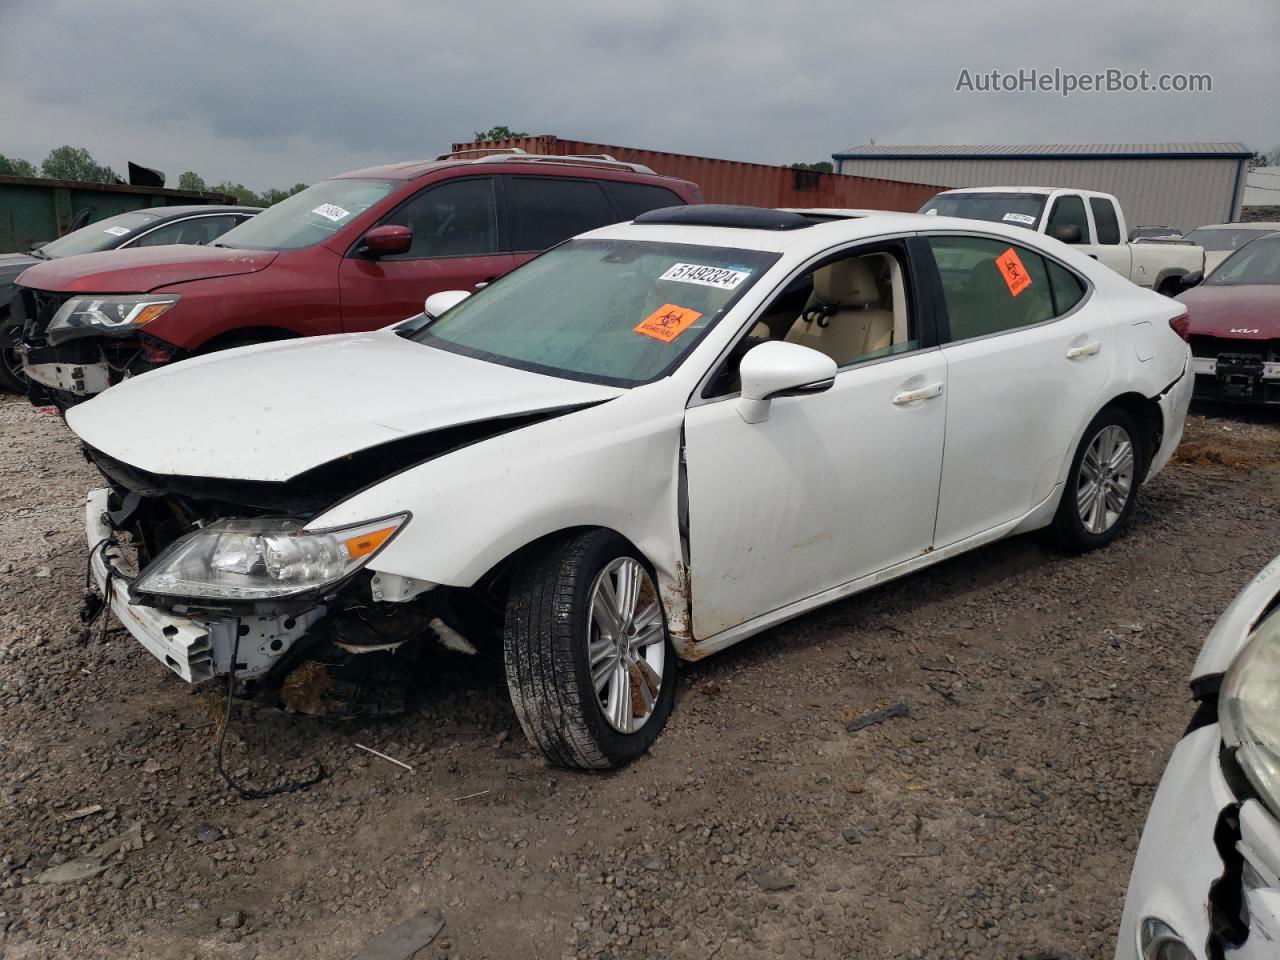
[1077,424,1136,535]
[586,557,667,734]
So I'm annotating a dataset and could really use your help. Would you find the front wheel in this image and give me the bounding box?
[0,347,28,393]
[504,530,676,770]
[1050,406,1145,552]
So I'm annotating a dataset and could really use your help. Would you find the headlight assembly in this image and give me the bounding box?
[132,514,408,603]
[1221,606,1280,817]
[46,295,180,345]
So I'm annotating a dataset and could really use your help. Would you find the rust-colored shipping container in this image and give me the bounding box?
[449,135,946,211]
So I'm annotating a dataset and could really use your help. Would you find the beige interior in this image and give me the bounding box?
[783,254,901,366]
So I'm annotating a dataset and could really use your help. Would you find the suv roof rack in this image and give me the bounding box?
[634,204,818,231]
[436,150,657,176]
[434,147,529,161]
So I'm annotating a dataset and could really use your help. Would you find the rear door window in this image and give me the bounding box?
[507,177,617,252]
[1088,198,1122,245]
[926,235,1056,340]
[607,182,684,219]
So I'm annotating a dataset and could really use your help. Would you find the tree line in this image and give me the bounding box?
[0,145,307,207]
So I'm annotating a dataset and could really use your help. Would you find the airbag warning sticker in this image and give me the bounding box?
[995,247,1032,297]
[659,263,750,290]
[635,304,702,342]
[311,203,351,222]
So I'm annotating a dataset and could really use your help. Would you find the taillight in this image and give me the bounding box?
[1169,311,1191,342]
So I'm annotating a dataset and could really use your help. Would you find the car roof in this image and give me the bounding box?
[333,152,685,184]
[141,204,260,219]
[586,208,1046,254]
[1193,222,1280,231]
[937,185,1115,199]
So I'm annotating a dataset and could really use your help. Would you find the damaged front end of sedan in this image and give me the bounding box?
[77,414,558,718]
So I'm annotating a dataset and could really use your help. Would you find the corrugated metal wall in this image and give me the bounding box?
[833,157,1248,232]
[450,136,944,211]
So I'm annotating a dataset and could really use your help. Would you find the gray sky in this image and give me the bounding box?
[1,0,1276,192]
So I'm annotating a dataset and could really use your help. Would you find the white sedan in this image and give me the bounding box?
[66,204,1193,768]
[1116,556,1280,959]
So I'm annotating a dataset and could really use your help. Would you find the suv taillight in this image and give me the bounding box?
[1169,311,1191,342]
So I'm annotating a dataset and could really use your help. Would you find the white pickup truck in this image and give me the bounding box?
[920,186,1205,295]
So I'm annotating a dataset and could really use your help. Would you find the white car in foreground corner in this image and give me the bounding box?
[65,204,1192,769]
[1116,556,1280,959]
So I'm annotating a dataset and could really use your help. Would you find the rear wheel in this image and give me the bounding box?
[1050,406,1145,552]
[504,530,676,770]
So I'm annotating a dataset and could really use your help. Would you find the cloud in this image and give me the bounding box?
[0,0,1276,191]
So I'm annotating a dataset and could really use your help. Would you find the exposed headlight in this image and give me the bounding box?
[132,514,408,602]
[1138,918,1194,960]
[1221,606,1280,816]
[46,295,180,345]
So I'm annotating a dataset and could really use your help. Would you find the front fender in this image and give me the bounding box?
[311,389,688,619]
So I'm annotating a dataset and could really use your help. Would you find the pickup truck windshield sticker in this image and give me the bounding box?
[659,263,750,290]
[995,247,1033,297]
[311,203,351,223]
[1002,212,1037,226]
[103,225,130,236]
[635,304,703,343]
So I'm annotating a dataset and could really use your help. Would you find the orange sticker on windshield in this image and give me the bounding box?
[995,247,1033,297]
[635,304,702,343]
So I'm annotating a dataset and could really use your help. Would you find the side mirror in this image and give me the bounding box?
[423,290,470,318]
[360,224,413,258]
[735,341,837,424]
[1049,224,1083,244]
[1179,270,1204,290]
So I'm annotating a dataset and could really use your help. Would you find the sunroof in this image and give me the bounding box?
[633,204,820,231]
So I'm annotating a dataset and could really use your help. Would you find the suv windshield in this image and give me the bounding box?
[919,192,1048,229]
[1206,236,1280,285]
[39,211,160,258]
[407,238,779,386]
[214,179,397,251]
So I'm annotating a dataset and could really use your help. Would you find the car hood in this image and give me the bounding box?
[0,252,40,285]
[1178,284,1280,339]
[66,331,625,482]
[14,245,278,294]
[1192,554,1280,683]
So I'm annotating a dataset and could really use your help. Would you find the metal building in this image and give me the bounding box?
[831,143,1252,233]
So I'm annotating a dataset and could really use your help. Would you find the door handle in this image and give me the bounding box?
[892,382,944,405]
[1066,340,1102,359]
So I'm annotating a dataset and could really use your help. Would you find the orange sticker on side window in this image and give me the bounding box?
[995,247,1033,297]
[635,304,703,343]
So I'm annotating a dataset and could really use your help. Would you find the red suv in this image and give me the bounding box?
[15,152,701,406]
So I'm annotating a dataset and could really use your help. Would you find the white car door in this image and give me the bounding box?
[682,242,947,640]
[1084,196,1134,278]
[925,233,1112,547]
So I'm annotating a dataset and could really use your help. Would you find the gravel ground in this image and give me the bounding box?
[2,393,1279,960]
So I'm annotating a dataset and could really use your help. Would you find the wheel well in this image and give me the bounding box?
[1102,392,1163,471]
[196,326,298,353]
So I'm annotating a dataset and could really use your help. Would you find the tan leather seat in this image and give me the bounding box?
[784,258,894,365]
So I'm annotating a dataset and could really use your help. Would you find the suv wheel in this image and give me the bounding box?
[504,530,676,769]
[0,347,27,393]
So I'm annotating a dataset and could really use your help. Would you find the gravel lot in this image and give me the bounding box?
[2,393,1279,960]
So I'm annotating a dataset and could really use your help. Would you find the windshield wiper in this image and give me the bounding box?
[28,248,50,260]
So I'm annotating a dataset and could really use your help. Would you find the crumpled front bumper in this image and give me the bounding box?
[1115,721,1280,958]
[85,487,323,683]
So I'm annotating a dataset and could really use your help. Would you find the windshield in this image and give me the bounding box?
[213,179,398,251]
[1185,227,1272,253]
[39,211,160,258]
[1206,236,1280,285]
[406,238,779,386]
[918,192,1047,230]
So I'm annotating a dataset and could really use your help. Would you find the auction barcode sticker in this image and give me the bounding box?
[659,263,750,290]
[1002,212,1036,226]
[103,225,130,236]
[311,203,351,222]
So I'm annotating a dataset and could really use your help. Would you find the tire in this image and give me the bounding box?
[504,530,677,770]
[0,347,27,394]
[1050,406,1146,552]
